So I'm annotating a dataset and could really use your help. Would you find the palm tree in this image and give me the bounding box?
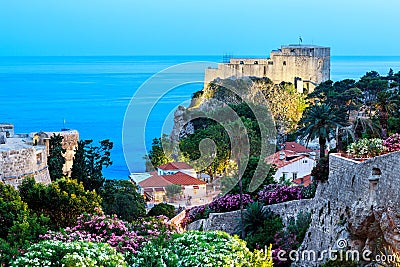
[375,91,398,138]
[298,103,347,158]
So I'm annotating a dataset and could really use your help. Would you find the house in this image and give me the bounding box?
[157,162,197,178]
[266,149,316,184]
[136,162,206,203]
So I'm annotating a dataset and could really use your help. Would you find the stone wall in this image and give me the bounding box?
[187,199,314,234]
[296,152,400,266]
[187,152,400,266]
[0,145,51,188]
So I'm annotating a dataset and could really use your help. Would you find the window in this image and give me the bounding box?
[254,61,258,64]
[283,61,286,66]
[303,159,308,163]
[282,172,288,179]
[239,61,244,64]
[36,153,42,164]
[292,173,298,180]
[268,61,273,65]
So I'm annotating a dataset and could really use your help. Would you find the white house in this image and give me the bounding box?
[157,162,197,178]
[266,149,316,183]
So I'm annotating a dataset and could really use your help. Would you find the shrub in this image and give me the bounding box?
[383,133,400,152]
[347,138,386,158]
[245,214,284,251]
[148,203,176,219]
[41,212,176,266]
[208,193,253,212]
[132,231,273,267]
[242,202,273,236]
[11,240,127,267]
[300,181,317,198]
[321,259,358,267]
[311,157,329,182]
[257,184,302,205]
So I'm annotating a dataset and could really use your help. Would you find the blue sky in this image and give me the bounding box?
[1,0,399,56]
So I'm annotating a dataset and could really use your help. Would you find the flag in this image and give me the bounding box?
[299,36,303,43]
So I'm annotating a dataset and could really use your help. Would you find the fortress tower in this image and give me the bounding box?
[205,45,330,93]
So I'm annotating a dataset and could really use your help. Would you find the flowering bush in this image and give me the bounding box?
[384,133,400,152]
[132,231,273,267]
[209,194,254,212]
[347,138,386,158]
[11,240,127,267]
[257,184,302,205]
[183,194,254,226]
[40,212,176,265]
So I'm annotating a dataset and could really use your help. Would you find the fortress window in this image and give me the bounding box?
[268,61,273,65]
[283,61,286,66]
[254,61,258,64]
[36,153,42,164]
[239,61,244,64]
[263,66,266,75]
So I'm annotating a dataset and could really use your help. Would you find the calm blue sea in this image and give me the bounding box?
[1,55,400,179]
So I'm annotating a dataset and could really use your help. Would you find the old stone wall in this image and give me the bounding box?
[187,199,314,234]
[0,146,51,188]
[295,152,400,266]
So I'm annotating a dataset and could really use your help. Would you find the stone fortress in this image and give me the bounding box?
[0,123,79,188]
[204,44,330,93]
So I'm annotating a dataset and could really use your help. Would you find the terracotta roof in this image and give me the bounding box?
[158,162,193,170]
[293,174,313,187]
[266,150,306,169]
[163,172,206,186]
[139,175,173,188]
[282,142,312,153]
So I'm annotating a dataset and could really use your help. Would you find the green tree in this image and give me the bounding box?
[19,177,101,229]
[375,91,398,138]
[146,137,171,171]
[47,134,66,180]
[71,139,113,192]
[148,203,176,219]
[165,184,182,200]
[298,103,347,158]
[100,179,146,221]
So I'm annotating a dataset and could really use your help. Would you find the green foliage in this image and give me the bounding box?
[133,230,273,267]
[148,203,176,219]
[388,117,400,135]
[100,179,146,222]
[311,157,329,182]
[0,238,20,266]
[301,181,318,199]
[347,138,386,158]
[242,202,272,236]
[321,259,358,267]
[286,210,312,246]
[11,240,127,267]
[298,103,347,158]
[19,177,101,229]
[0,182,50,248]
[165,184,182,199]
[146,136,172,171]
[245,213,284,251]
[71,139,113,192]
[48,134,66,180]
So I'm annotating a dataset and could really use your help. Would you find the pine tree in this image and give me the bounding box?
[47,134,66,180]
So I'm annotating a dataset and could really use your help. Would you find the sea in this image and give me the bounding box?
[1,55,400,179]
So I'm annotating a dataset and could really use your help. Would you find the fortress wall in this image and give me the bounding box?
[204,45,330,93]
[0,146,51,188]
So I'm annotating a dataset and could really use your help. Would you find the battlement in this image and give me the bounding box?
[205,44,330,93]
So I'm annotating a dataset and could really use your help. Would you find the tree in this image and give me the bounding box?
[375,91,398,138]
[19,177,101,229]
[298,103,347,158]
[47,134,66,180]
[148,203,176,219]
[71,139,113,192]
[146,137,171,171]
[165,184,182,200]
[100,179,146,222]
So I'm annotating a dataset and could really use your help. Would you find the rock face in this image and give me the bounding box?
[188,152,400,266]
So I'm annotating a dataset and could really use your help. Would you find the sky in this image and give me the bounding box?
[1,0,399,56]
